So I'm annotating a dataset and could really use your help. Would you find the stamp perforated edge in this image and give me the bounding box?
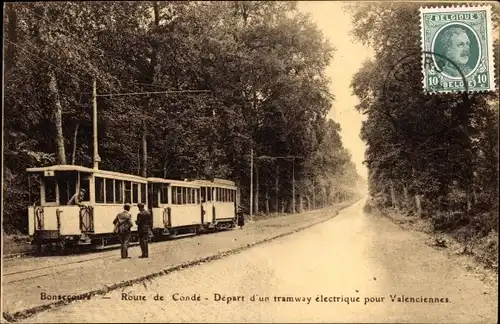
[419,4,496,95]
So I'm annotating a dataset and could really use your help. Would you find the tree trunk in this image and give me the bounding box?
[403,185,409,209]
[47,70,66,164]
[390,181,397,209]
[299,194,303,213]
[415,195,422,217]
[6,4,18,73]
[140,1,161,178]
[137,143,140,175]
[312,178,316,209]
[275,164,279,212]
[254,162,259,214]
[265,190,269,214]
[71,124,79,165]
[141,119,147,177]
[281,198,285,213]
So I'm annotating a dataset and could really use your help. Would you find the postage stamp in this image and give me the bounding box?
[420,6,495,93]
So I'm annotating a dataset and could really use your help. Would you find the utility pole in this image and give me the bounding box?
[292,158,295,214]
[92,79,100,169]
[312,177,316,210]
[250,148,253,221]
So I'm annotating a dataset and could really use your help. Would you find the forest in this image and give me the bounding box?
[3,2,363,234]
[348,3,499,265]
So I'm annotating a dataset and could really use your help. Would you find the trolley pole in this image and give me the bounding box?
[250,148,253,221]
[92,79,100,169]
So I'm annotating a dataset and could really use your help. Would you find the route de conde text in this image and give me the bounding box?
[117,293,450,305]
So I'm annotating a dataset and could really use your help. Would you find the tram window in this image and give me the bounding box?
[201,187,206,202]
[132,183,138,203]
[160,184,168,204]
[171,187,176,204]
[58,175,76,205]
[149,184,157,207]
[177,187,182,204]
[182,187,187,204]
[105,179,114,203]
[95,177,105,203]
[141,183,146,204]
[44,178,57,203]
[207,187,212,201]
[115,180,123,203]
[80,176,91,201]
[192,189,196,204]
[124,181,131,203]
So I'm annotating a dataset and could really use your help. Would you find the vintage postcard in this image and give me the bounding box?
[2,1,498,323]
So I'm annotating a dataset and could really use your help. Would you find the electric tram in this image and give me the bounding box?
[26,165,239,251]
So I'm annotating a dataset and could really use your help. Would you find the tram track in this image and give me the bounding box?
[2,232,212,285]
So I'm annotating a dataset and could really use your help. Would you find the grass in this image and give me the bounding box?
[365,199,498,273]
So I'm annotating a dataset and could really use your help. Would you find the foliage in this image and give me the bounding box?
[348,3,499,236]
[3,1,362,233]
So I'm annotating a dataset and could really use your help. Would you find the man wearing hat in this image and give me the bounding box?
[136,203,152,258]
[113,204,134,259]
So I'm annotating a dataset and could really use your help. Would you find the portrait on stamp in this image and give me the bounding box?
[420,6,495,93]
[433,24,479,78]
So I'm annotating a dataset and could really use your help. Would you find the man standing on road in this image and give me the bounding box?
[136,203,152,258]
[237,206,245,229]
[113,204,134,259]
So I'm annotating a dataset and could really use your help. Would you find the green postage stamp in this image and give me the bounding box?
[420,6,495,93]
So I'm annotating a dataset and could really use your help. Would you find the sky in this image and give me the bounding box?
[297,1,373,179]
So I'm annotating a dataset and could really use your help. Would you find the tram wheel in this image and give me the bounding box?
[34,244,44,256]
[57,240,66,254]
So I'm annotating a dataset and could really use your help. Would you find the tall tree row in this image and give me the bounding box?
[348,3,499,236]
[3,1,363,233]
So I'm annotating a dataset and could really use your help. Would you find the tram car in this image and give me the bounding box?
[191,178,238,230]
[147,177,238,238]
[26,165,239,251]
[26,165,148,251]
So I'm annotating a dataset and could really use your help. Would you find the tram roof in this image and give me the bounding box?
[190,179,237,189]
[146,177,201,188]
[26,164,147,182]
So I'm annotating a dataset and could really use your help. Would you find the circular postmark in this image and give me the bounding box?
[431,22,481,80]
[383,49,469,98]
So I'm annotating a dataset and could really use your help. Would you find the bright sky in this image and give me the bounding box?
[297,1,373,179]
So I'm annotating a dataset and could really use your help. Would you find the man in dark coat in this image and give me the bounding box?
[237,206,245,229]
[136,203,152,258]
[113,204,133,259]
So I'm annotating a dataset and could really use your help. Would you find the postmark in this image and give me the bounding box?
[420,6,495,93]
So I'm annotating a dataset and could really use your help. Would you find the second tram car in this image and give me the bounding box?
[147,177,203,237]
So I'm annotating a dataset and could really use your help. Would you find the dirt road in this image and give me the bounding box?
[18,198,499,322]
